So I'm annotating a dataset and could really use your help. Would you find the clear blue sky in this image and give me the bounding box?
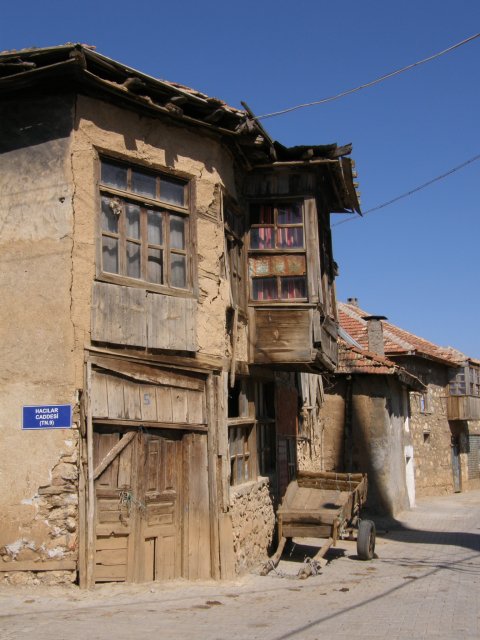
[2,0,479,357]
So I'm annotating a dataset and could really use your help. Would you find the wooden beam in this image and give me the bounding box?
[92,431,136,480]
[93,418,207,432]
[0,560,76,572]
[86,362,95,589]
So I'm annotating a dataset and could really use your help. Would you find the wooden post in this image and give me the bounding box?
[85,361,96,588]
[206,373,221,579]
[77,393,88,588]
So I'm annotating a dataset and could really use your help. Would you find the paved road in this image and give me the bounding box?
[1,490,480,639]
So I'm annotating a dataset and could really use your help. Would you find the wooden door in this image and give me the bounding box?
[93,428,138,583]
[139,431,183,581]
[93,428,185,583]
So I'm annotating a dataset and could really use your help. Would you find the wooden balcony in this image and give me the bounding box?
[447,395,480,421]
[248,306,338,372]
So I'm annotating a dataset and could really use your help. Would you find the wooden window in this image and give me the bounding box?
[256,382,276,476]
[229,424,254,485]
[99,158,190,291]
[248,202,307,302]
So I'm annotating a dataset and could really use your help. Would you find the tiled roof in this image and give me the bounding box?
[338,302,466,366]
[337,341,398,374]
[337,341,425,390]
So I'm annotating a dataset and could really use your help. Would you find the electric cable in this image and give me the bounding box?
[255,33,480,120]
[333,153,480,227]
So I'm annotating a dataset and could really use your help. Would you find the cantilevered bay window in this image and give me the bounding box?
[248,202,307,302]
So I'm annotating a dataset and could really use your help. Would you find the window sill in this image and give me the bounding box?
[96,273,195,299]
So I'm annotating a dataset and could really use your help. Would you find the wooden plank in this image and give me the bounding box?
[106,375,126,419]
[282,524,333,538]
[186,433,211,579]
[91,370,109,418]
[117,440,134,488]
[144,538,155,581]
[146,292,197,352]
[253,308,313,363]
[123,379,142,421]
[86,361,96,589]
[157,536,176,580]
[95,536,128,551]
[93,432,136,481]
[94,564,127,580]
[186,389,205,424]
[91,281,147,347]
[93,418,207,432]
[92,355,206,390]
[95,549,127,566]
[304,197,321,304]
[156,387,173,422]
[140,385,158,421]
[171,388,188,422]
[0,560,77,572]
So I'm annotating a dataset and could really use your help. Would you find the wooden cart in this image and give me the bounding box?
[261,471,375,578]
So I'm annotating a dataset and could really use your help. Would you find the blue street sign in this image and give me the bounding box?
[22,405,72,430]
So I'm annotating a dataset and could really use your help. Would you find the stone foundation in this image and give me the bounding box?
[229,478,275,574]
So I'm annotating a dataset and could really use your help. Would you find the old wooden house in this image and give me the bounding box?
[0,45,360,586]
[338,299,480,501]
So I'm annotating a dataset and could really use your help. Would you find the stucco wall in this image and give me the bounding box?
[350,377,410,516]
[0,96,80,580]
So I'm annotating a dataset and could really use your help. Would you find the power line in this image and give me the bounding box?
[333,153,480,227]
[255,33,480,120]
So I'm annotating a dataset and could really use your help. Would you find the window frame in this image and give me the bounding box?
[247,200,309,304]
[97,156,194,296]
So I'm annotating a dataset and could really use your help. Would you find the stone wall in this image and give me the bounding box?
[396,357,454,497]
[229,478,275,573]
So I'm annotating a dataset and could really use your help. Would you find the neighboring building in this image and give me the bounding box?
[316,339,423,517]
[0,45,360,586]
[338,299,480,499]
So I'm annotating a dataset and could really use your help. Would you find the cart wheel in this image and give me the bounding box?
[357,520,376,560]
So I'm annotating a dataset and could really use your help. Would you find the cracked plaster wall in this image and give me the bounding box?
[73,95,246,362]
[0,95,80,577]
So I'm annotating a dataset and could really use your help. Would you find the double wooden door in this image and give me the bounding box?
[93,427,183,583]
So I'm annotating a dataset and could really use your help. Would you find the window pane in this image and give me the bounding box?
[170,215,185,249]
[102,236,119,273]
[147,210,163,245]
[250,227,274,250]
[101,196,119,233]
[252,277,277,301]
[131,170,156,198]
[170,254,187,288]
[280,276,307,299]
[277,203,302,225]
[126,241,141,279]
[148,248,163,284]
[126,204,140,239]
[250,204,273,225]
[276,227,304,248]
[160,176,185,206]
[101,162,127,190]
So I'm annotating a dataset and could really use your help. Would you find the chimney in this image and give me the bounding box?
[363,315,387,356]
[347,297,359,307]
